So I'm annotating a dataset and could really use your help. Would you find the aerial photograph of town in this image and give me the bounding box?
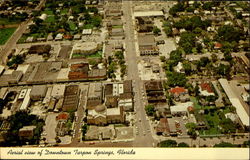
[0,0,249,149]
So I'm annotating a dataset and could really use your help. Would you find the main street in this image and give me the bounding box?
[123,0,156,147]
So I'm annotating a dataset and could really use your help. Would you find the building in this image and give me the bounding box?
[219,79,249,127]
[68,63,89,80]
[156,118,170,136]
[109,28,124,38]
[30,85,47,101]
[87,104,125,125]
[85,125,115,140]
[145,81,166,103]
[169,87,190,102]
[134,10,164,17]
[135,17,153,32]
[62,85,79,112]
[51,85,66,99]
[170,102,193,117]
[0,88,8,100]
[199,82,215,96]
[28,45,51,55]
[138,33,159,56]
[71,42,100,56]
[19,89,31,111]
[87,83,103,109]
[19,126,36,139]
[82,29,92,35]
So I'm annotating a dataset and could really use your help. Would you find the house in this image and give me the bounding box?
[73,34,81,40]
[82,29,92,35]
[214,42,222,49]
[55,33,63,41]
[169,87,190,102]
[199,82,215,96]
[174,62,184,73]
[152,64,160,73]
[30,85,47,101]
[19,126,36,139]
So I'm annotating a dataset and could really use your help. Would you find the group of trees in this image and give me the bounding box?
[1,111,44,146]
[159,140,189,147]
[173,16,211,32]
[178,32,202,54]
[7,55,25,68]
[145,105,155,116]
[166,72,187,87]
[81,124,88,140]
[217,25,243,43]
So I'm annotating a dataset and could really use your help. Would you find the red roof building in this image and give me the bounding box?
[169,87,187,95]
[56,113,69,121]
[214,42,222,49]
[200,83,213,93]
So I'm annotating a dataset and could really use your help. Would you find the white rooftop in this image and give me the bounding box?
[134,11,164,17]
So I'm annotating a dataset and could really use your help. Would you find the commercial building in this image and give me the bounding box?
[30,85,47,101]
[87,83,103,109]
[19,126,36,139]
[71,42,100,56]
[138,33,159,56]
[219,79,249,127]
[134,11,164,17]
[51,85,66,99]
[28,45,51,55]
[62,85,79,112]
[19,89,31,111]
[145,81,166,103]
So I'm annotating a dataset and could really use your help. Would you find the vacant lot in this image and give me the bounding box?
[0,28,16,45]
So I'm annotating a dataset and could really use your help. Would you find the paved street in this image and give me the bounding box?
[123,1,156,147]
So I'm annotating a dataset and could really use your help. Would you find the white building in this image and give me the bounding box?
[20,89,31,111]
[51,85,66,99]
[219,79,249,127]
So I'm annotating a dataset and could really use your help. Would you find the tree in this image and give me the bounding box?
[159,140,177,147]
[202,2,214,11]
[89,59,98,68]
[185,123,197,139]
[166,72,187,87]
[160,56,166,62]
[217,25,242,42]
[169,3,185,16]
[211,54,218,63]
[153,26,161,35]
[178,142,189,147]
[242,140,250,147]
[216,64,230,76]
[169,49,183,65]
[179,32,196,54]
[219,118,236,134]
[183,61,192,75]
[145,105,155,116]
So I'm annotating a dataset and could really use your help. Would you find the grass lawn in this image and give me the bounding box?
[44,15,55,23]
[72,51,102,59]
[0,18,21,25]
[68,21,77,31]
[87,51,102,58]
[190,96,202,110]
[17,34,29,44]
[42,9,54,15]
[83,24,94,29]
[61,8,69,15]
[0,28,16,45]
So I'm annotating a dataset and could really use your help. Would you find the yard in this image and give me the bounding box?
[0,28,16,45]
[190,96,202,110]
[44,15,56,23]
[72,51,102,59]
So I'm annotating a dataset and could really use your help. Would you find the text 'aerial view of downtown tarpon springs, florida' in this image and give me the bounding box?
[0,0,249,149]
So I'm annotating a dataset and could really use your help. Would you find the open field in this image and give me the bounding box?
[0,28,16,45]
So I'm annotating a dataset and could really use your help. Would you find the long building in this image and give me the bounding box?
[218,79,249,127]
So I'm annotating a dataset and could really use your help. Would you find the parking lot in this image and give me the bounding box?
[44,113,59,144]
